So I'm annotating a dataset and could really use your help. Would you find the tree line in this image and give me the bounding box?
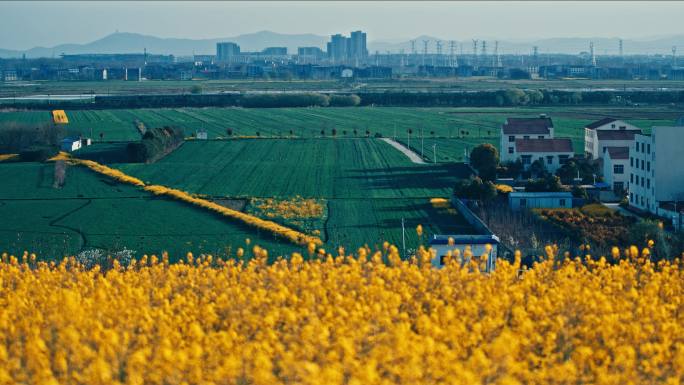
[5,89,684,110]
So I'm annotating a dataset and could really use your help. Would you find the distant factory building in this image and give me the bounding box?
[216,42,241,62]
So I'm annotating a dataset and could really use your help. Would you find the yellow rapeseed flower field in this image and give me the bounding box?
[0,248,683,385]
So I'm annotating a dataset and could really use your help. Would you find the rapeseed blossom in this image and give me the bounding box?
[0,246,681,385]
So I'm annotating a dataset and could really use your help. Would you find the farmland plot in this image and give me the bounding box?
[0,163,298,258]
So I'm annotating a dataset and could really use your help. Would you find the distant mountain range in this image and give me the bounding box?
[1,31,682,58]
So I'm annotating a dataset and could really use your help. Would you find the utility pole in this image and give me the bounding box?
[433,144,437,163]
[401,218,406,257]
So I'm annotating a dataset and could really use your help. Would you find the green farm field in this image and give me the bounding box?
[0,162,298,259]
[115,139,478,249]
[0,105,677,148]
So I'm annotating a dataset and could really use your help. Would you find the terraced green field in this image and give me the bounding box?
[117,139,472,199]
[0,106,675,147]
[114,138,478,250]
[0,162,297,259]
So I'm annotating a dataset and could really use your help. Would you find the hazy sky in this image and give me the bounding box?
[1,1,683,50]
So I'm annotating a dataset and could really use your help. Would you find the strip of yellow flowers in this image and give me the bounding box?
[49,152,322,246]
[0,249,682,385]
[0,153,18,162]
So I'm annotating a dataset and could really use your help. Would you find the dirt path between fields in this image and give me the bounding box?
[380,138,426,164]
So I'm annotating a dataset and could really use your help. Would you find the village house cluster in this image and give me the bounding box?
[499,115,684,228]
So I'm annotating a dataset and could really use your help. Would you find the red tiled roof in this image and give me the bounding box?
[595,129,641,140]
[586,117,618,129]
[502,118,553,135]
[515,138,573,153]
[606,146,630,160]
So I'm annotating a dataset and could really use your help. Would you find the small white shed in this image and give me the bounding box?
[508,191,573,211]
[60,137,82,152]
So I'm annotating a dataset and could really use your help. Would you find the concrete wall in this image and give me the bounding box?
[603,154,629,190]
[509,195,573,211]
[517,151,573,173]
[500,132,552,162]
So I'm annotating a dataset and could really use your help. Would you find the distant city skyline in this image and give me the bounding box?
[2,1,683,51]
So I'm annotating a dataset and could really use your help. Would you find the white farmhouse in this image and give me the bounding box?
[514,138,574,173]
[60,137,82,152]
[509,191,573,211]
[629,126,684,220]
[584,118,641,159]
[500,115,554,162]
[602,147,629,193]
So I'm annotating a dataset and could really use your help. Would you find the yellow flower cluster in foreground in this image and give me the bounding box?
[49,153,322,246]
[1,249,683,385]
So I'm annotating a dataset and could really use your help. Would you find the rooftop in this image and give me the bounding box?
[515,138,573,153]
[502,117,553,135]
[585,117,618,130]
[509,192,573,198]
[606,146,630,160]
[596,129,641,140]
[430,234,500,245]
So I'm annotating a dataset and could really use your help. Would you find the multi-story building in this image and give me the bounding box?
[513,138,574,173]
[216,42,241,63]
[629,126,684,217]
[349,31,368,64]
[327,34,349,64]
[602,147,629,193]
[261,47,287,56]
[584,118,641,159]
[500,116,554,162]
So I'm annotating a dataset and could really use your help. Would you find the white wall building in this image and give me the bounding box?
[514,138,574,173]
[60,137,82,152]
[602,147,629,193]
[629,126,684,218]
[500,116,554,162]
[429,235,499,271]
[508,192,573,211]
[584,118,641,159]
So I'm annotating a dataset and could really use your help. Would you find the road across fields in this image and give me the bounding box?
[380,138,425,164]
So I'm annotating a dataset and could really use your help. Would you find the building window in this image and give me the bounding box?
[521,155,532,165]
[611,124,616,128]
[523,135,530,140]
[538,135,544,139]
[647,144,651,154]
[619,126,626,130]
[635,144,639,153]
[630,157,633,167]
[508,147,514,154]
[641,160,644,170]
[603,146,607,153]
[508,135,515,142]
[630,174,634,183]
[546,156,553,165]
[635,175,639,185]
[647,162,650,171]
[614,182,624,191]
[559,155,570,165]
[647,179,650,189]
[613,165,624,174]
[559,199,566,206]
